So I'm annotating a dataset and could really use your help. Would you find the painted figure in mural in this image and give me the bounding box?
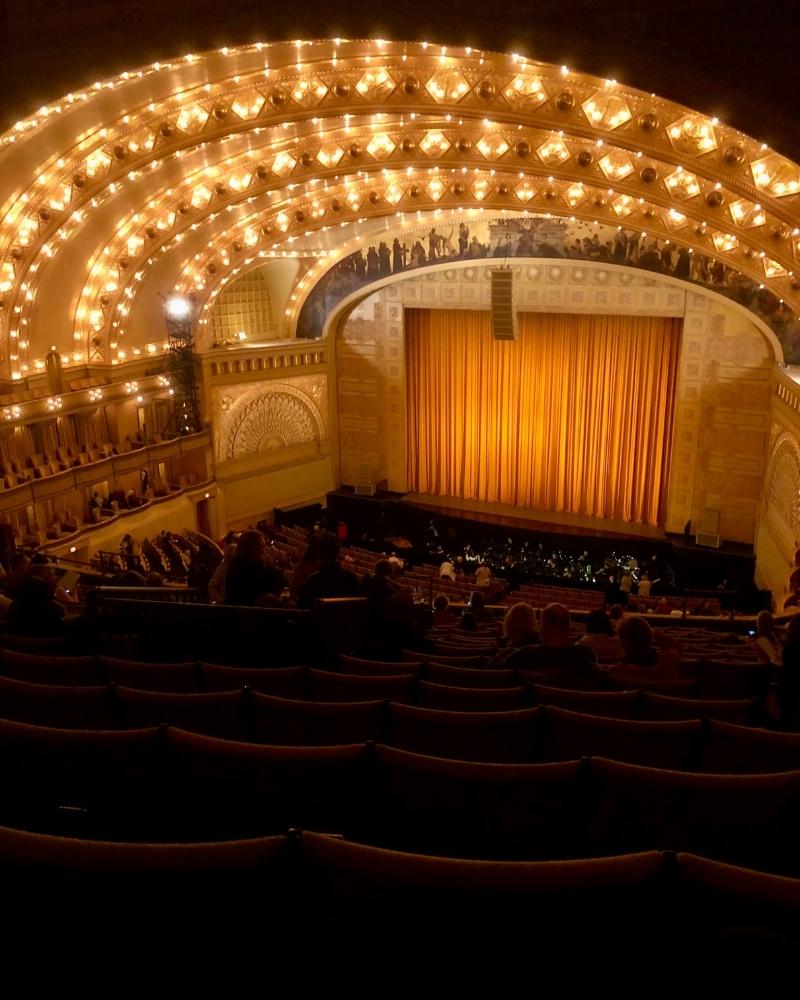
[354,249,367,281]
[441,230,456,258]
[458,222,469,256]
[366,246,380,280]
[378,241,391,277]
[392,238,403,273]
[428,227,443,259]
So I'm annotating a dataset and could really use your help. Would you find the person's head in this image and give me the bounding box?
[9,552,29,574]
[236,530,268,566]
[540,603,571,644]
[468,590,485,612]
[618,615,656,661]
[585,609,614,635]
[757,610,775,636]
[607,604,625,624]
[318,533,341,565]
[145,571,164,587]
[374,559,393,578]
[503,602,538,646]
[28,564,57,590]
[433,594,449,613]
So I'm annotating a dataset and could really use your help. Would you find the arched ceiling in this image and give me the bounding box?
[1,37,800,379]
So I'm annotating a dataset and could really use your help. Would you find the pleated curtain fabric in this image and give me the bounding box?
[406,309,682,526]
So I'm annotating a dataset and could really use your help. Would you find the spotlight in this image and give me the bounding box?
[165,295,191,320]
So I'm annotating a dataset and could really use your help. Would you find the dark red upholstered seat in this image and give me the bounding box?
[1,650,100,686]
[250,692,385,746]
[385,703,540,762]
[100,657,200,692]
[200,663,307,698]
[307,668,415,703]
[540,706,703,769]
[416,680,529,711]
[530,683,639,719]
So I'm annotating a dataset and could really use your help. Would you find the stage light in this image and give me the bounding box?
[165,295,191,320]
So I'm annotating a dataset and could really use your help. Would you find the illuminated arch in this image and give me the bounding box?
[2,39,800,379]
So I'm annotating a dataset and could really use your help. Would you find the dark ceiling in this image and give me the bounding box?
[2,0,799,159]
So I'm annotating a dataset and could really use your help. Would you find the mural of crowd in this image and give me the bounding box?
[296,215,800,360]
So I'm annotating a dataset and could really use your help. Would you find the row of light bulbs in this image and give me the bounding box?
[1,41,799,375]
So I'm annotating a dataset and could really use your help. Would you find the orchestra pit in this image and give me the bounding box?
[2,1,800,969]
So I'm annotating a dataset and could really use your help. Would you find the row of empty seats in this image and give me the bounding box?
[0,825,797,957]
[0,673,797,770]
[2,721,800,873]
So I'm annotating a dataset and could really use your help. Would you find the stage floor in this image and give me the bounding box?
[402,493,666,541]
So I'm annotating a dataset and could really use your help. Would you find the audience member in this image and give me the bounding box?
[751,610,783,666]
[297,534,361,608]
[224,530,286,607]
[288,537,321,601]
[606,615,681,682]
[432,594,453,627]
[208,544,236,604]
[504,603,599,682]
[8,570,66,634]
[578,609,624,664]
[464,590,492,625]
[474,563,491,588]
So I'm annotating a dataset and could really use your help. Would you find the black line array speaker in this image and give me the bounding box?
[491,268,517,340]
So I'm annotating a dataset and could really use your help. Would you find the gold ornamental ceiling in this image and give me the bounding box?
[1,37,800,379]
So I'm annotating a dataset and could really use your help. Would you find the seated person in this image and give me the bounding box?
[751,609,783,666]
[208,544,236,604]
[504,603,599,679]
[606,616,681,682]
[487,602,540,666]
[224,530,286,607]
[432,594,454,628]
[578,609,624,664]
[296,534,361,608]
[8,570,66,635]
[463,590,492,626]
[474,563,491,588]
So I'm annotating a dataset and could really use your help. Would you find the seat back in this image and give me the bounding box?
[0,650,101,686]
[250,692,385,746]
[100,657,201,693]
[0,675,115,729]
[530,683,639,719]
[417,680,529,712]
[115,688,248,740]
[200,663,306,698]
[307,668,416,704]
[385,703,541,762]
[424,661,516,688]
[541,706,703,769]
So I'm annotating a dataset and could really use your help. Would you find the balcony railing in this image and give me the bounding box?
[0,429,211,513]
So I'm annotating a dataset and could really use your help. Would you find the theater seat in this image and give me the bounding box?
[0,676,115,729]
[639,692,757,724]
[250,692,385,746]
[100,657,201,693]
[200,663,307,698]
[115,688,248,740]
[541,706,703,769]
[0,719,164,838]
[385,703,540,762]
[416,680,529,711]
[586,757,800,874]
[676,853,800,957]
[307,668,416,704]
[424,662,517,688]
[163,729,366,840]
[699,720,800,774]
[298,831,667,951]
[530,683,639,719]
[362,744,585,858]
[339,655,424,676]
[0,650,101,686]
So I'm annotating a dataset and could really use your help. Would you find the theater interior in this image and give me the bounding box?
[1,0,800,967]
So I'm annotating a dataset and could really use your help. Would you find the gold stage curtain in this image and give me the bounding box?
[406,309,682,526]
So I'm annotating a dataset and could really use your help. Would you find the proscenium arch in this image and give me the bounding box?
[2,38,800,379]
[317,254,785,363]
